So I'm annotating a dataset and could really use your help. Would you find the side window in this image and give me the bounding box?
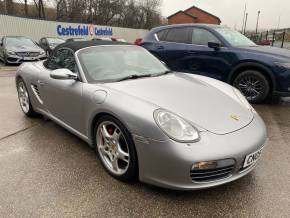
[156,29,169,41]
[164,27,190,44]
[45,48,76,73]
[191,28,221,46]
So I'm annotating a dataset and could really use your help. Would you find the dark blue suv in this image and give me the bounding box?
[141,24,290,103]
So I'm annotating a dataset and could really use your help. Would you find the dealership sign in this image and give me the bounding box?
[57,24,113,36]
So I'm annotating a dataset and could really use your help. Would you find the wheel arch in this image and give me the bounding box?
[228,62,276,93]
[15,75,23,84]
[89,111,132,148]
[89,111,140,179]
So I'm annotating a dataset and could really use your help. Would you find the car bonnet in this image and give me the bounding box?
[103,73,254,135]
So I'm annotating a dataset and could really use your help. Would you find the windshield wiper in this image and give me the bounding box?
[117,74,152,82]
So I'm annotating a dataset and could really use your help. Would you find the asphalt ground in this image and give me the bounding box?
[0,64,289,218]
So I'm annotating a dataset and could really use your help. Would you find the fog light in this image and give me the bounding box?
[192,161,218,170]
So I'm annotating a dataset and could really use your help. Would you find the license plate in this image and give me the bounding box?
[243,147,263,168]
[23,57,34,60]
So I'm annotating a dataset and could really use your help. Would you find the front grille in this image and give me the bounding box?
[16,52,40,57]
[190,159,235,183]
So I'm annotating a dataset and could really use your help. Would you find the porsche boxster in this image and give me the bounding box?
[15,41,267,190]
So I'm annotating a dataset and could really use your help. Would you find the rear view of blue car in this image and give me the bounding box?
[141,24,290,103]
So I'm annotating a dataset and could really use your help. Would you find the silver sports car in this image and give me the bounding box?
[15,41,267,190]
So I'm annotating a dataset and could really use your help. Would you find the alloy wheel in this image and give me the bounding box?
[96,121,130,175]
[238,75,262,101]
[18,81,30,113]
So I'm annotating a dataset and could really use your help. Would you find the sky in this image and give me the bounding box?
[162,0,289,31]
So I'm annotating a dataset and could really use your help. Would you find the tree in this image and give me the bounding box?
[24,0,28,16]
[5,0,14,14]
[3,0,163,29]
[33,0,46,18]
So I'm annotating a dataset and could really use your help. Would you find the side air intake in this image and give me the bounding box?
[31,84,43,104]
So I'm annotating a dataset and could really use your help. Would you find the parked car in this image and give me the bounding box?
[0,36,46,65]
[15,41,267,190]
[66,38,86,42]
[141,24,290,103]
[39,37,65,56]
[92,37,127,42]
[257,39,271,46]
[134,38,143,46]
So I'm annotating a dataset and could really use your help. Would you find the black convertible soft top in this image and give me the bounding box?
[55,40,132,52]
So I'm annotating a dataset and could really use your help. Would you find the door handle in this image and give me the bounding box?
[157,45,164,50]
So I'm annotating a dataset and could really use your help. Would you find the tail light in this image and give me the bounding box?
[134,38,143,46]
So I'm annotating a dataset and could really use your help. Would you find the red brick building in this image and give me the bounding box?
[167,5,221,25]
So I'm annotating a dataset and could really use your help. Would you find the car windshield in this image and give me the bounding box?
[78,46,169,83]
[214,27,257,47]
[6,37,36,47]
[47,38,65,44]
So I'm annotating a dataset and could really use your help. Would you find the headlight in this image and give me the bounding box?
[233,88,256,112]
[7,51,15,55]
[154,109,200,143]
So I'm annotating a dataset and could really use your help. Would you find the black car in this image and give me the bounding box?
[0,36,46,65]
[39,37,65,56]
[141,24,290,103]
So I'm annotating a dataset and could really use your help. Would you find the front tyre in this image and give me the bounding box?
[17,78,37,117]
[94,116,138,182]
[233,70,270,104]
[3,55,8,65]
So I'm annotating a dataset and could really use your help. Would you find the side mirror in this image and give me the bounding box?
[208,42,221,51]
[50,69,78,80]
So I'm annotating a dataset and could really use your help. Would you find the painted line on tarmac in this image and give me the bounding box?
[0,70,17,72]
[0,123,40,142]
[0,72,16,77]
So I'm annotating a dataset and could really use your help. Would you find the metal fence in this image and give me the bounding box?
[247,30,290,49]
[0,14,149,43]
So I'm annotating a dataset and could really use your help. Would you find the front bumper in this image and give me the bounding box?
[6,54,47,64]
[133,113,267,190]
[273,68,290,96]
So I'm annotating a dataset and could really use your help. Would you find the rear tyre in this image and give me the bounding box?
[233,70,270,104]
[94,115,138,182]
[16,78,38,117]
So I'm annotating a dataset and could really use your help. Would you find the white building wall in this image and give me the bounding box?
[0,14,149,43]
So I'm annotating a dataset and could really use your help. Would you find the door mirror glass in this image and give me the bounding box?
[50,69,78,80]
[208,42,221,50]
